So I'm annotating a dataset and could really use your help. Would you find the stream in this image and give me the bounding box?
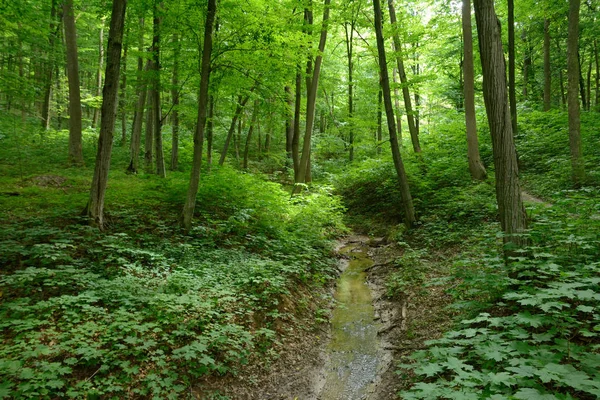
[318,238,385,399]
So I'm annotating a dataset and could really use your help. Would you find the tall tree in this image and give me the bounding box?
[127,59,150,174]
[388,0,421,153]
[567,0,585,186]
[206,94,215,171]
[507,0,517,135]
[41,0,60,130]
[218,93,252,166]
[86,0,127,228]
[473,0,527,250]
[151,2,166,177]
[63,0,84,166]
[294,0,331,191]
[182,0,217,232]
[462,0,487,180]
[170,34,180,171]
[243,100,259,169]
[119,28,129,146]
[373,0,416,227]
[92,17,106,129]
[543,18,552,111]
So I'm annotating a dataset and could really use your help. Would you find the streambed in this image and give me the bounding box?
[318,238,385,399]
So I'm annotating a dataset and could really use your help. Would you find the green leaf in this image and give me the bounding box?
[513,388,558,399]
[415,363,444,377]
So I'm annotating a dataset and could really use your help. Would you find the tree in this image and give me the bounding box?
[170,33,180,171]
[567,0,585,186]
[294,0,331,192]
[462,0,487,180]
[63,0,84,166]
[218,92,252,166]
[473,0,527,250]
[91,16,106,129]
[507,0,517,135]
[373,0,416,227]
[243,99,259,169]
[182,0,217,232]
[543,18,551,111]
[388,0,421,153]
[86,0,127,228]
[151,2,165,178]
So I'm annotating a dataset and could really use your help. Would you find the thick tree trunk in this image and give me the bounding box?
[182,0,216,232]
[151,5,165,178]
[567,0,585,186]
[543,19,552,111]
[474,0,527,250]
[508,0,517,135]
[373,0,416,228]
[294,0,331,192]
[86,0,127,229]
[462,0,487,180]
[127,60,150,174]
[388,0,420,153]
[219,93,251,166]
[92,17,106,129]
[243,100,259,170]
[170,34,180,170]
[63,0,84,166]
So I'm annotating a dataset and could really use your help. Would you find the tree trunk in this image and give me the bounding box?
[243,100,259,169]
[543,19,552,111]
[595,39,599,112]
[558,39,567,108]
[63,0,84,166]
[151,4,165,178]
[392,68,402,146]
[144,82,154,171]
[345,21,355,162]
[586,57,592,111]
[578,52,587,110]
[567,0,585,186]
[170,34,180,170]
[285,85,293,162]
[473,0,528,250]
[207,95,214,171]
[42,0,60,130]
[218,93,252,166]
[377,85,383,155]
[127,60,150,174]
[182,0,216,232]
[86,0,127,229]
[294,0,331,192]
[234,117,241,163]
[388,0,420,153]
[119,29,128,146]
[92,17,106,129]
[292,68,302,180]
[462,0,487,180]
[373,0,416,228]
[508,0,517,135]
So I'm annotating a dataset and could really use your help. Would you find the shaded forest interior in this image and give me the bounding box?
[1,0,599,398]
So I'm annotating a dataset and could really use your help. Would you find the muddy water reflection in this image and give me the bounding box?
[320,241,383,400]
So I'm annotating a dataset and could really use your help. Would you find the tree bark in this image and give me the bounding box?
[144,80,154,171]
[127,60,150,174]
[586,56,592,111]
[42,0,60,130]
[292,68,302,181]
[345,20,355,162]
[578,52,587,110]
[377,85,383,155]
[119,28,128,146]
[207,94,214,171]
[388,0,420,153]
[243,100,259,169]
[473,0,527,250]
[219,93,252,166]
[595,39,599,112]
[373,0,416,228]
[285,85,293,162]
[63,0,84,166]
[462,0,487,180]
[567,0,585,186]
[92,17,106,129]
[507,0,517,135]
[182,0,216,232]
[294,0,331,192]
[392,68,402,145]
[170,34,180,170]
[151,4,165,178]
[543,19,552,111]
[86,0,127,229]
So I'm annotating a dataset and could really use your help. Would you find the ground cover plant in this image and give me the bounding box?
[0,119,346,399]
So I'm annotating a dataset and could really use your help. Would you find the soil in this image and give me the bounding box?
[196,234,458,399]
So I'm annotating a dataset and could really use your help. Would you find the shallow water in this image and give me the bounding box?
[320,241,383,400]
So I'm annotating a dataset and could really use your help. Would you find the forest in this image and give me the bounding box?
[0,0,599,398]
